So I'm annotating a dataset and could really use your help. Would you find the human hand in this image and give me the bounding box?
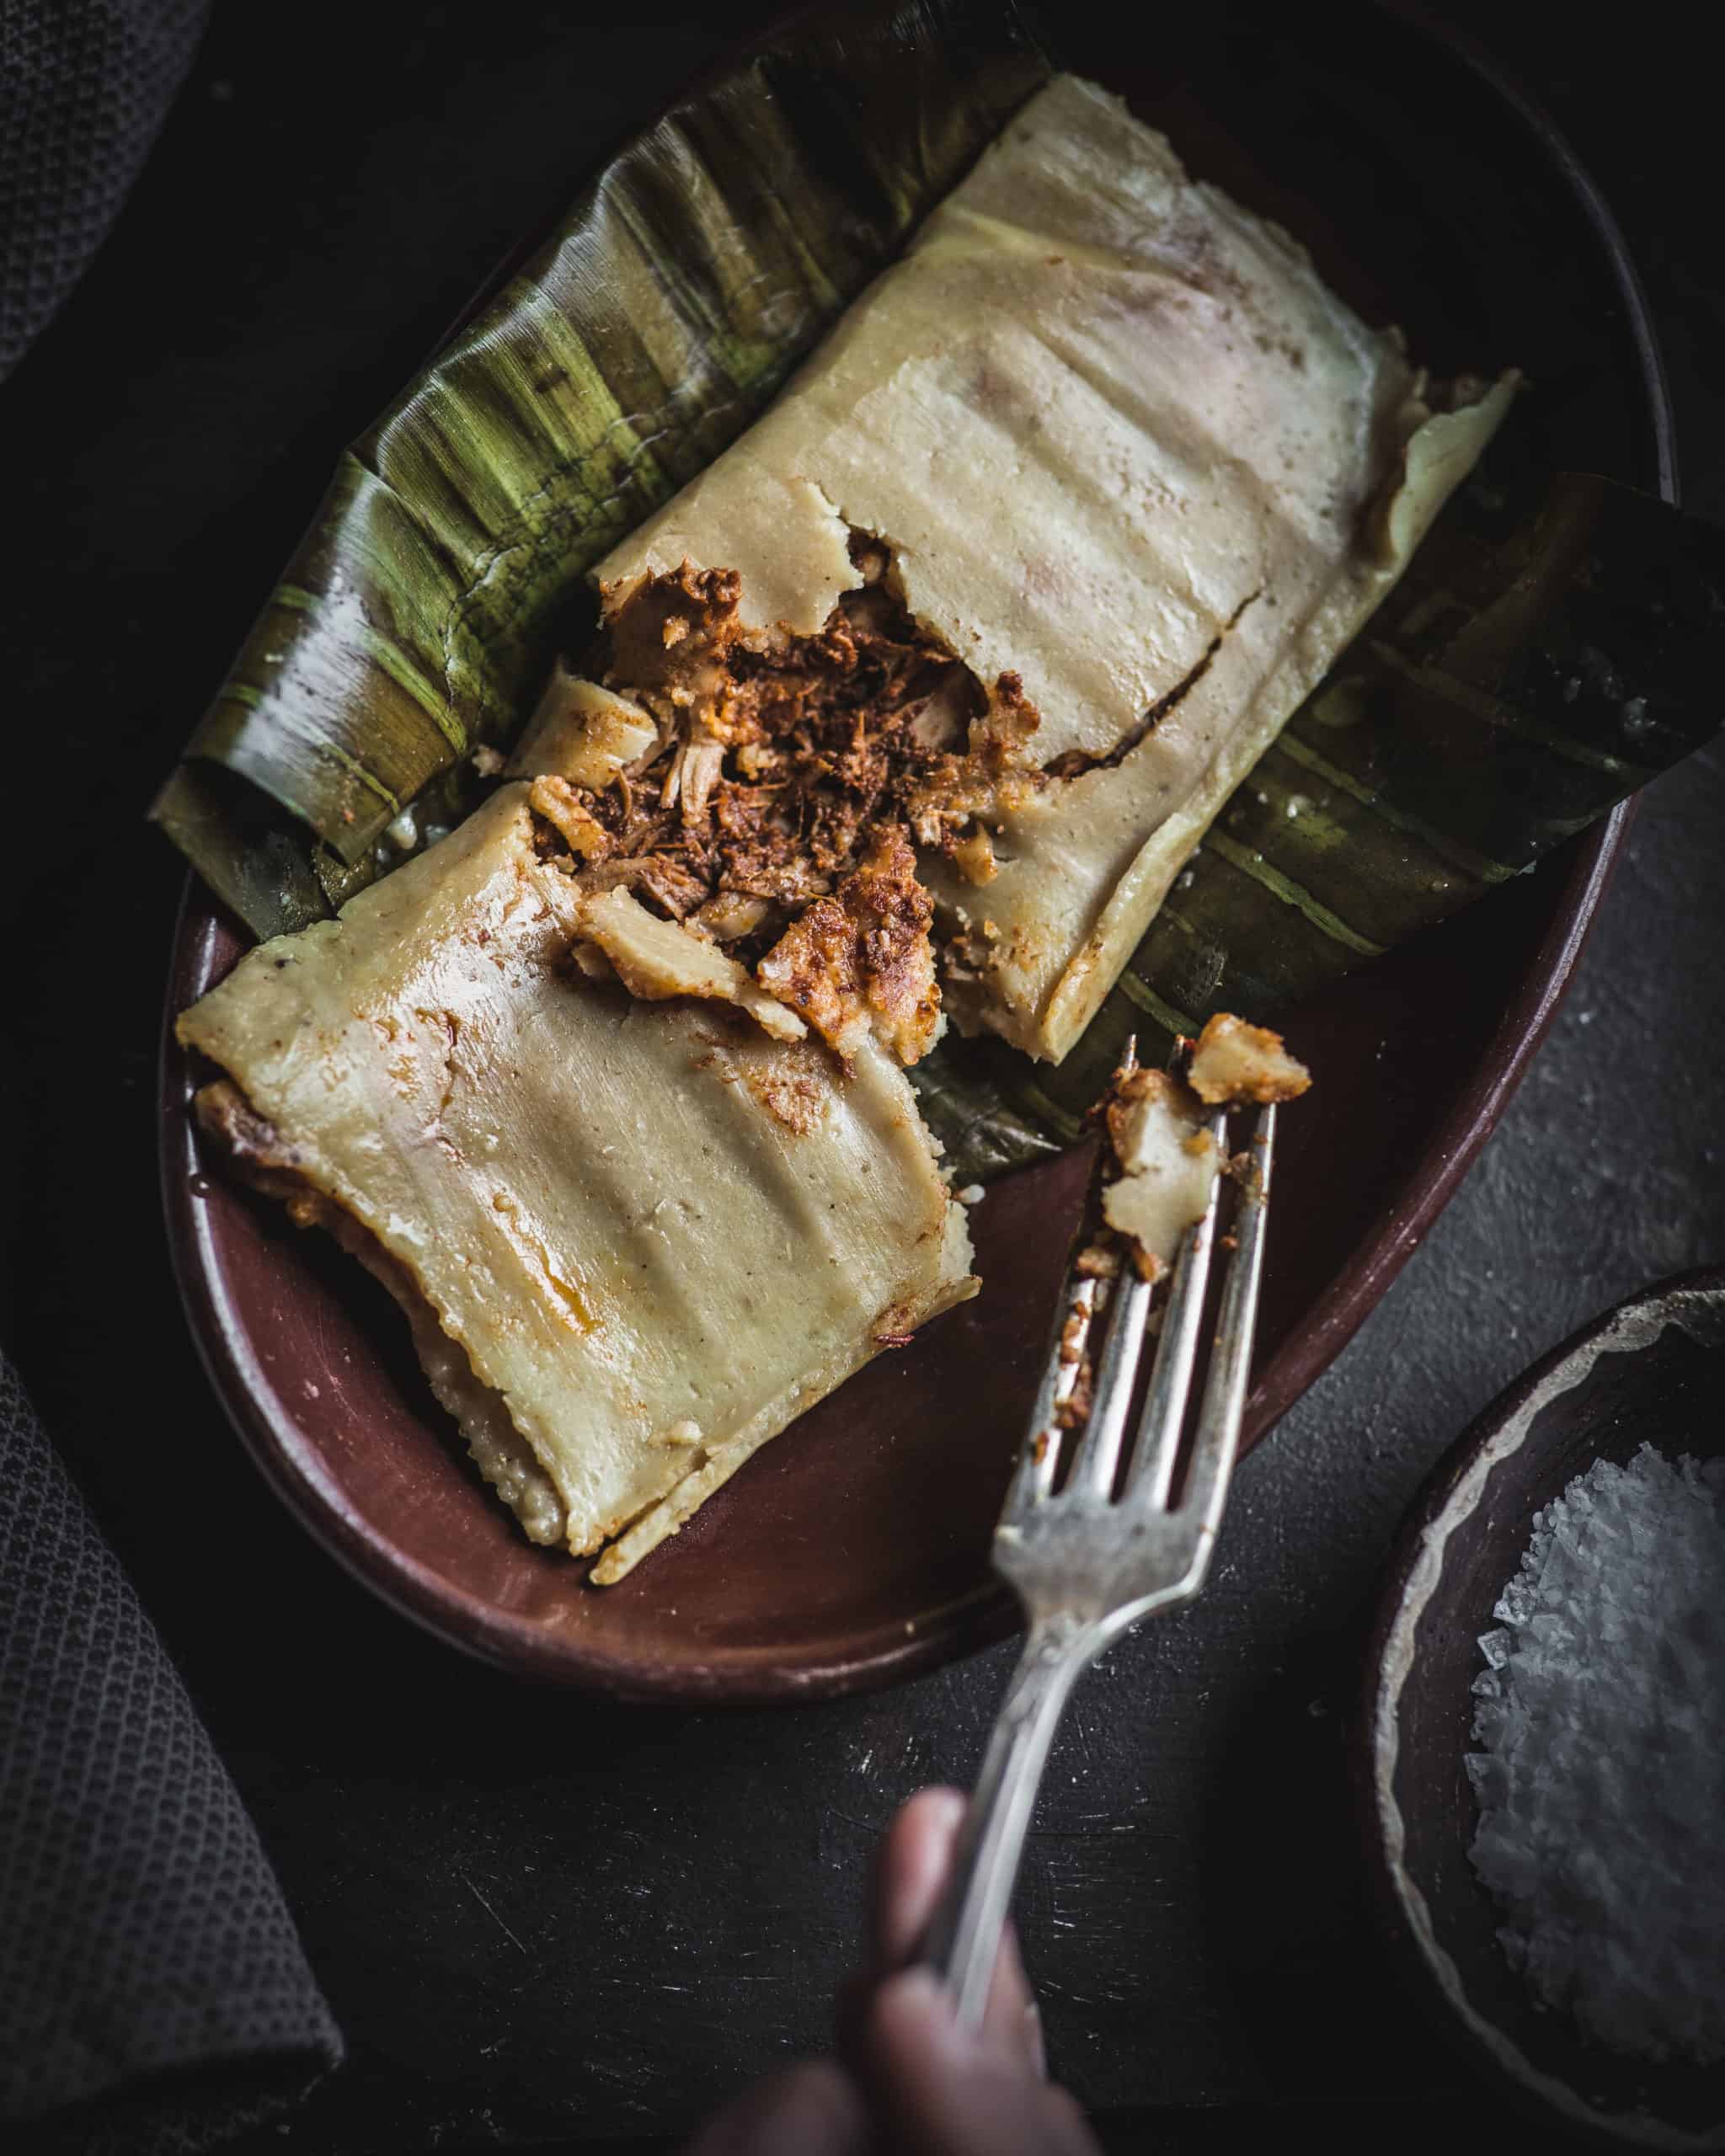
[682,1786,1101,2155]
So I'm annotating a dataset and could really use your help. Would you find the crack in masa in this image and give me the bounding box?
[414,1008,463,1128]
[1040,588,1263,782]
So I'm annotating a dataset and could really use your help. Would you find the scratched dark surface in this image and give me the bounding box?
[1,2,1718,2150]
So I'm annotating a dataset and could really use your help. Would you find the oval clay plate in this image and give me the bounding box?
[1363,1270,1725,2149]
[162,1,1673,1702]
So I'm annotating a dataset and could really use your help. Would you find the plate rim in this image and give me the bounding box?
[158,2,1677,1705]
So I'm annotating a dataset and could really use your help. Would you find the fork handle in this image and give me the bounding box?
[921,1611,1096,2031]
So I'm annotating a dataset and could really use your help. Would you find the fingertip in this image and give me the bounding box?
[901,1783,968,1832]
[871,1787,969,1967]
[884,1786,968,1884]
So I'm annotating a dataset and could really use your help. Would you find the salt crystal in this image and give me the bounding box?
[1467,1443,1725,2064]
[1496,1576,1536,1626]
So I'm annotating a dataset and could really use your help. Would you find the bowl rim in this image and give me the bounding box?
[1359,1266,1725,2149]
[159,0,1678,1703]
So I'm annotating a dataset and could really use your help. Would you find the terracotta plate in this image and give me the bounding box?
[161,2,1674,1703]
[1362,1271,1725,2148]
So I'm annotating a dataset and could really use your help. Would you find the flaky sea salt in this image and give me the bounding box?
[1466,1443,1725,2063]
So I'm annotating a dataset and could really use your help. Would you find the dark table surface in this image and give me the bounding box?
[3,2,1719,2149]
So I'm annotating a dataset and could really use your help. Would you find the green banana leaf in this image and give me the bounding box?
[911,453,1725,1182]
[154,0,1725,1193]
[152,0,1054,927]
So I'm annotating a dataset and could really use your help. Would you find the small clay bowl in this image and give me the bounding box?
[1362,1269,1725,2149]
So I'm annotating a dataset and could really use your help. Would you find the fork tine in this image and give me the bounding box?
[1065,1268,1152,1500]
[1123,1111,1226,1508]
[1003,1274,1098,1523]
[1178,1103,1275,1550]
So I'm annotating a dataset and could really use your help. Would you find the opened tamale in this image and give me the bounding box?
[595,75,1511,1060]
[178,787,975,1582]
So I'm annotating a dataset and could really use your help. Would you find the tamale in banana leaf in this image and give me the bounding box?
[156,0,1725,1197]
[586,69,1513,1066]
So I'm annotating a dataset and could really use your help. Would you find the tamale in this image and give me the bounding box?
[178,787,975,1582]
[595,74,1512,1059]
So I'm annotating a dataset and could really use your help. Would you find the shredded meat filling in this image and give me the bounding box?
[756,827,941,1064]
[522,541,1045,1065]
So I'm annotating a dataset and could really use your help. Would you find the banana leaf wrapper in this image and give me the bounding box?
[152,0,1725,1188]
[913,454,1725,1182]
[152,0,1055,928]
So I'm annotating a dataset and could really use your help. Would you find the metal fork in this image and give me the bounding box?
[921,1101,1276,2030]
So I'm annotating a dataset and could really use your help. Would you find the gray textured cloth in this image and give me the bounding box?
[1,0,209,381]
[1,2,337,2136]
[0,1354,343,2146]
